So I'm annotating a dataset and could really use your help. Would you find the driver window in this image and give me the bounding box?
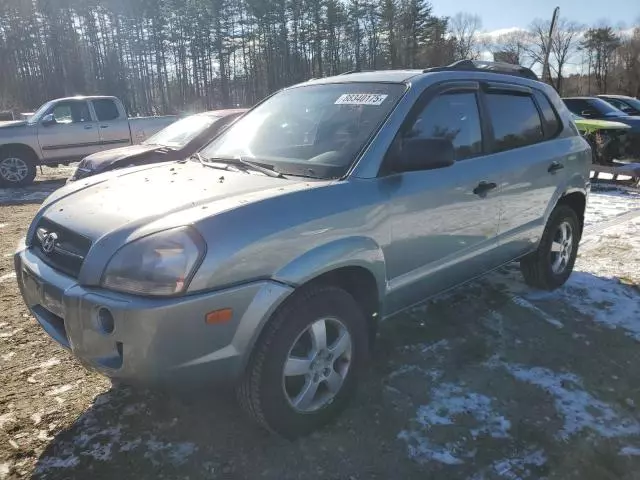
[406,92,482,161]
[50,101,92,124]
[607,98,630,113]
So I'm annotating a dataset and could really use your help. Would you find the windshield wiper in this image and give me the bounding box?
[204,155,286,178]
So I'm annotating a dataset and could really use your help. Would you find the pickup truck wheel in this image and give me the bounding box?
[0,150,37,187]
[520,205,580,290]
[237,285,369,439]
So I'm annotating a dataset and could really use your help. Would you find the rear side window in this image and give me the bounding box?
[563,98,590,116]
[533,90,561,138]
[93,99,120,121]
[485,92,544,152]
[407,92,482,161]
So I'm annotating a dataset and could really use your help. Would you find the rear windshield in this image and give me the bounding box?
[200,82,407,178]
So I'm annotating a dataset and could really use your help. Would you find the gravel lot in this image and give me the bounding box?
[1,168,640,480]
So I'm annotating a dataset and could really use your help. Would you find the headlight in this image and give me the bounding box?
[101,227,206,296]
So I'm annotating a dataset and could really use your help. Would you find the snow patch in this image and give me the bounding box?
[387,364,441,381]
[1,352,16,361]
[502,363,640,439]
[584,191,640,227]
[471,449,548,480]
[20,358,60,373]
[0,223,7,228]
[527,272,640,341]
[620,446,640,456]
[144,437,197,466]
[0,272,16,283]
[0,327,21,338]
[0,413,15,429]
[0,463,10,479]
[46,384,74,396]
[36,455,80,471]
[37,430,53,441]
[399,383,510,464]
[511,296,564,328]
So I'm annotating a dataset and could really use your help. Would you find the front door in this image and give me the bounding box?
[381,85,502,315]
[38,100,100,163]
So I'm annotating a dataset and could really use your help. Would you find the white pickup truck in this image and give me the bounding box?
[0,96,177,186]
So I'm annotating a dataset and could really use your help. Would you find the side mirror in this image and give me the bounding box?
[41,113,56,126]
[398,137,455,172]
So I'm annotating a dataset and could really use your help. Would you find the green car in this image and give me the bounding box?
[571,113,631,164]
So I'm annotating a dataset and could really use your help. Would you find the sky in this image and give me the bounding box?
[432,0,639,34]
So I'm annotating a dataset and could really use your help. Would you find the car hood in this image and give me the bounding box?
[602,116,640,132]
[82,144,164,170]
[35,161,322,242]
[574,118,632,134]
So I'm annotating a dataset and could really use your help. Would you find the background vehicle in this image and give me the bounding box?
[16,60,590,438]
[563,96,640,160]
[0,96,177,187]
[571,113,631,165]
[598,94,640,116]
[68,109,246,181]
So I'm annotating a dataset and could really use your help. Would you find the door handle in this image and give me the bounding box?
[83,125,93,130]
[548,161,564,173]
[473,181,497,196]
[100,125,109,129]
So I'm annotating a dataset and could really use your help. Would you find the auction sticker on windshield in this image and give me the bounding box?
[334,94,388,106]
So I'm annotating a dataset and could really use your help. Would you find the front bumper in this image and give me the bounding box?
[15,246,293,388]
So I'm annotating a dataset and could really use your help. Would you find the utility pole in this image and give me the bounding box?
[542,6,560,84]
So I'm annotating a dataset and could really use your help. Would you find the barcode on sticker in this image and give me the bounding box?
[334,94,388,106]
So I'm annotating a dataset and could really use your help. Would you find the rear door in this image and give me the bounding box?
[38,100,100,163]
[91,98,132,149]
[381,82,502,314]
[483,84,569,260]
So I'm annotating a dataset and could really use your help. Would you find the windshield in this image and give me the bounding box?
[588,98,627,117]
[27,100,56,125]
[620,96,640,113]
[200,82,406,178]
[143,114,218,148]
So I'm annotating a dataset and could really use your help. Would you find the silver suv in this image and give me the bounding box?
[16,61,591,438]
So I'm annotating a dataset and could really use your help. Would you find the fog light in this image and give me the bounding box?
[97,307,115,334]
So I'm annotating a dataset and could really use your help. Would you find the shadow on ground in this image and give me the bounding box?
[31,266,640,479]
[0,179,65,206]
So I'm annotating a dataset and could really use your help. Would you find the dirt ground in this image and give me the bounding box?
[1,168,640,480]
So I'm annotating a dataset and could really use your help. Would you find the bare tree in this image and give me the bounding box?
[616,27,640,96]
[488,30,532,65]
[550,19,583,94]
[581,26,621,93]
[449,12,482,60]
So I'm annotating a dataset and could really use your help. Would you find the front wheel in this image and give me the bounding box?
[520,205,580,290]
[0,150,37,187]
[237,285,369,439]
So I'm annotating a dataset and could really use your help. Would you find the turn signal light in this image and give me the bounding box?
[205,308,233,324]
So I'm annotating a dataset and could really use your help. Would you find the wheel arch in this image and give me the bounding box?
[241,237,387,371]
[0,143,39,162]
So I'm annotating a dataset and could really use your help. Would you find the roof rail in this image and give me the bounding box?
[424,60,539,81]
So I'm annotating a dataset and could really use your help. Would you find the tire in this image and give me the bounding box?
[237,284,369,439]
[520,204,580,291]
[0,148,37,187]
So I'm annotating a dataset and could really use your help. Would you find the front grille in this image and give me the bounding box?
[31,218,92,278]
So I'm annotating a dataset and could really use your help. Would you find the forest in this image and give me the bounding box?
[0,0,639,115]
